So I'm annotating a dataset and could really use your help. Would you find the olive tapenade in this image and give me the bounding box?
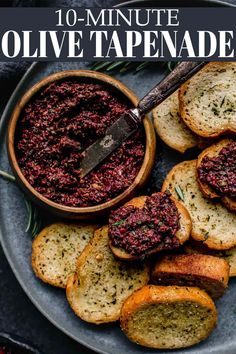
[16,80,145,207]
[198,141,236,198]
[109,193,180,257]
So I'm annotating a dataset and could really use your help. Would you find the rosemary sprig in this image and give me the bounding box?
[105,61,126,71]
[135,61,150,72]
[90,61,177,74]
[30,207,42,238]
[119,61,135,73]
[0,169,42,238]
[24,198,33,233]
[175,185,185,202]
[0,169,16,182]
[90,61,112,71]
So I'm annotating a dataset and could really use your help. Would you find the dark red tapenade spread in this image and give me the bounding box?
[108,192,180,256]
[198,141,236,198]
[16,80,145,207]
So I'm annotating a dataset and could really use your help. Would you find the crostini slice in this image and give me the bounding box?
[162,160,236,250]
[120,285,217,349]
[184,240,236,277]
[153,90,199,153]
[108,193,192,261]
[66,226,149,324]
[179,62,236,138]
[32,223,98,288]
[152,254,229,298]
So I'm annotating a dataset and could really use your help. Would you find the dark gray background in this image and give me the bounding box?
[0,7,235,61]
[0,1,236,354]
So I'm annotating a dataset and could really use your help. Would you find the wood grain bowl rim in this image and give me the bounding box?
[7,70,156,216]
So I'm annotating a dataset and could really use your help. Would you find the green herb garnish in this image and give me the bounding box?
[204,232,209,240]
[220,96,225,107]
[105,61,125,72]
[135,61,150,72]
[175,185,185,202]
[224,108,233,113]
[112,219,125,227]
[24,199,42,237]
[0,169,16,182]
[212,107,219,116]
[0,169,42,238]
[90,61,112,71]
[90,61,178,74]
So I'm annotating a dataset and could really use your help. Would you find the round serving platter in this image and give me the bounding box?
[1,2,236,354]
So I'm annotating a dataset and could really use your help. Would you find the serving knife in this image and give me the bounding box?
[80,61,206,178]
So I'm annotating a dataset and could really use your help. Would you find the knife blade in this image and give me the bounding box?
[80,108,140,178]
[80,61,206,178]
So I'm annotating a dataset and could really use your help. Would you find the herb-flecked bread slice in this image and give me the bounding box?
[153,91,199,153]
[32,223,97,288]
[162,160,236,250]
[197,138,236,212]
[152,254,229,298]
[179,62,236,138]
[109,195,191,261]
[184,240,236,277]
[66,226,149,324]
[120,285,217,349]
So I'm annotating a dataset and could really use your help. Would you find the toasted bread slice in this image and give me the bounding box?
[120,285,217,349]
[179,62,236,138]
[109,195,191,261]
[184,240,236,277]
[162,160,236,250]
[152,254,229,298]
[197,138,236,211]
[32,223,97,288]
[66,226,149,324]
[153,91,199,153]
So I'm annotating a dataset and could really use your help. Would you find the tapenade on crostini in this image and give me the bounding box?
[108,192,192,261]
[162,160,236,250]
[197,138,236,212]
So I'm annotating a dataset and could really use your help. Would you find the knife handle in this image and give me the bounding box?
[137,61,206,117]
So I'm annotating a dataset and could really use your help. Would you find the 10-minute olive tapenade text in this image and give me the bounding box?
[198,141,236,198]
[15,80,145,207]
[108,192,180,257]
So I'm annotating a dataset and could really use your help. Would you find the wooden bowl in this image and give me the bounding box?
[7,70,156,219]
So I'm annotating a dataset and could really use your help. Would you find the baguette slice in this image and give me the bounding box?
[66,226,149,324]
[120,285,217,349]
[184,240,236,277]
[109,194,191,261]
[179,62,236,138]
[32,223,97,288]
[152,254,229,298]
[162,160,236,250]
[197,138,236,212]
[153,91,199,153]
